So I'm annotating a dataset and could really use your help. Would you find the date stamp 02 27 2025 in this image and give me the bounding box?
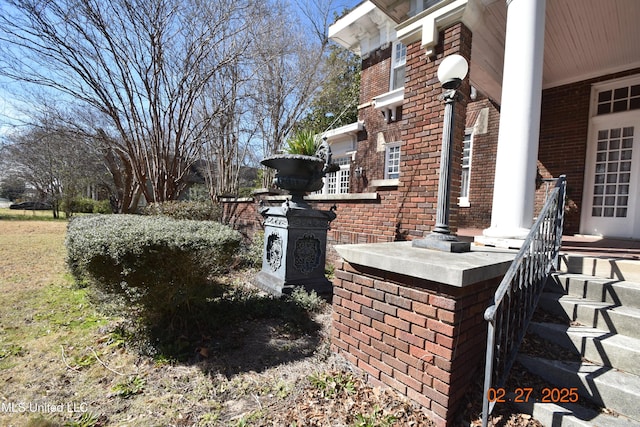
[487,387,579,404]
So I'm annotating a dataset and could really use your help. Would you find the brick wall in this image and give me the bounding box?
[356,44,405,190]
[219,34,640,250]
[458,97,500,229]
[222,198,264,241]
[331,259,499,426]
[537,67,640,235]
[397,23,471,239]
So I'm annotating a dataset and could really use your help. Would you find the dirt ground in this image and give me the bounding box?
[0,219,542,427]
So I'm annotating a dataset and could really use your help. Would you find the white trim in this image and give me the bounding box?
[306,193,379,201]
[581,76,640,238]
[390,41,407,91]
[373,88,404,109]
[322,121,364,140]
[384,141,402,179]
[396,0,467,56]
[218,197,254,203]
[369,178,399,188]
[544,62,640,91]
[458,130,473,207]
[373,88,404,123]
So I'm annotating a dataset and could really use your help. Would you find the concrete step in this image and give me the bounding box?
[510,398,639,427]
[538,293,640,340]
[527,321,640,376]
[517,355,640,422]
[560,255,640,282]
[547,272,640,309]
[546,273,640,308]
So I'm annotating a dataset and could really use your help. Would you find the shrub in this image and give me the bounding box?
[93,199,113,214]
[290,287,326,313]
[239,231,264,269]
[66,215,241,321]
[142,200,222,221]
[61,197,95,215]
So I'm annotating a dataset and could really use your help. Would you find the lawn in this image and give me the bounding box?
[0,219,437,427]
[0,219,539,427]
[0,207,64,221]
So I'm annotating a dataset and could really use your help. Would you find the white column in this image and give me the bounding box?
[482,0,546,241]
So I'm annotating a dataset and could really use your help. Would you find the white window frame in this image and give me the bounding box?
[318,155,351,195]
[385,142,401,179]
[459,130,473,207]
[390,41,406,91]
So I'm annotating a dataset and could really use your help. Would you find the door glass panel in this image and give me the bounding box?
[591,126,634,217]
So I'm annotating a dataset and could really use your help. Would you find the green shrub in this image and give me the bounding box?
[61,197,96,215]
[65,215,241,321]
[92,199,113,214]
[142,200,222,221]
[239,231,264,269]
[290,287,326,313]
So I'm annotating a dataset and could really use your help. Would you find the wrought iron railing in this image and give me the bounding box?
[481,175,567,426]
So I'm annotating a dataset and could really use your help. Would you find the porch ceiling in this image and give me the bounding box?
[372,0,640,104]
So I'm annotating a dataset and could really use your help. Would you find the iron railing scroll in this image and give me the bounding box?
[481,175,567,427]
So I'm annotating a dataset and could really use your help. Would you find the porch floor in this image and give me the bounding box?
[458,228,640,260]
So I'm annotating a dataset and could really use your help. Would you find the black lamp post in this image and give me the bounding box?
[413,54,471,253]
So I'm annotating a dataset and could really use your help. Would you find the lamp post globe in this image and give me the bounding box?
[437,54,468,90]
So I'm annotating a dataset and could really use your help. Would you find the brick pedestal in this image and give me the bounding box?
[331,242,514,426]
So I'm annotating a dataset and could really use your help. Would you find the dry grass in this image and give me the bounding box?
[0,219,541,427]
[1,219,421,427]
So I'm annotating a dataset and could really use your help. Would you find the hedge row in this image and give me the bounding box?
[62,197,113,214]
[66,214,242,321]
[142,200,222,221]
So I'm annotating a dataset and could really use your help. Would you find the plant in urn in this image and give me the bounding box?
[254,130,338,296]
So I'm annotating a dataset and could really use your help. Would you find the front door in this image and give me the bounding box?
[581,110,640,238]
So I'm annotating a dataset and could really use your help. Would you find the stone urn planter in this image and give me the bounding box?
[261,154,325,208]
[254,140,338,296]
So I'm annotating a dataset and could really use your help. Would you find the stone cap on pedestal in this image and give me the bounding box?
[334,241,516,287]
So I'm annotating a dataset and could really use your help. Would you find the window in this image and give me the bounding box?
[391,42,406,91]
[320,156,351,195]
[596,83,640,115]
[385,142,401,179]
[591,127,633,218]
[459,131,473,206]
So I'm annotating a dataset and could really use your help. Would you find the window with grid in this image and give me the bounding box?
[596,84,640,115]
[591,126,634,218]
[460,132,472,204]
[385,143,401,179]
[391,42,406,91]
[322,156,350,195]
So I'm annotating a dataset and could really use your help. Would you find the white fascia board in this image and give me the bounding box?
[322,121,364,140]
[329,1,377,39]
[396,0,468,55]
[373,88,404,109]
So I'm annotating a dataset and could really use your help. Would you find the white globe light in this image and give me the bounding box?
[437,54,468,89]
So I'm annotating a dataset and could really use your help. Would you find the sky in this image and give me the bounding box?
[0,0,364,140]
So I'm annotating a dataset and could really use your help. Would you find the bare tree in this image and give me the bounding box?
[249,0,334,188]
[4,120,108,218]
[0,0,253,211]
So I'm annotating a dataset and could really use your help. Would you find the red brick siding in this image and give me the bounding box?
[397,23,471,239]
[537,67,640,235]
[222,199,264,241]
[331,259,499,427]
[457,97,500,229]
[357,44,404,188]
